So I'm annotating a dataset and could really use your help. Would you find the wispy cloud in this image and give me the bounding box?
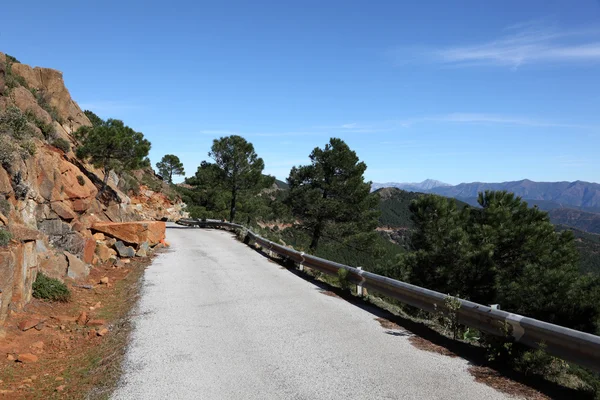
[397,20,600,69]
[433,113,588,128]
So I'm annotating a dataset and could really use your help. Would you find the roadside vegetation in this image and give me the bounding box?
[172,134,600,398]
[32,273,71,302]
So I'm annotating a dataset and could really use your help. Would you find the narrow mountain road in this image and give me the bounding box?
[113,224,512,400]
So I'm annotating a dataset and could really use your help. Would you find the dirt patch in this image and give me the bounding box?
[408,336,457,358]
[469,365,549,399]
[0,255,154,399]
[375,317,403,330]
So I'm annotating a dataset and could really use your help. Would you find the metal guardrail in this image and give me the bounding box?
[175,218,600,371]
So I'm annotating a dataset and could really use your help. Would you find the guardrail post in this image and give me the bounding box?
[357,267,364,297]
[298,252,305,271]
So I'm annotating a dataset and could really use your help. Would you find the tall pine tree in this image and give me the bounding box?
[287,138,379,251]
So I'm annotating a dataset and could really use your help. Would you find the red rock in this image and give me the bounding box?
[56,385,65,392]
[18,319,41,331]
[7,354,15,361]
[82,238,95,264]
[92,221,165,246]
[9,224,41,242]
[86,319,106,327]
[71,198,91,212]
[52,315,77,323]
[17,353,38,363]
[51,201,76,220]
[76,312,87,325]
[93,232,105,241]
[71,220,84,232]
[97,328,109,336]
[95,242,114,263]
[99,277,109,284]
[160,239,170,247]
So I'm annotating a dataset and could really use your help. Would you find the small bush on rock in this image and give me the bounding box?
[32,273,71,302]
[52,138,71,153]
[0,229,12,246]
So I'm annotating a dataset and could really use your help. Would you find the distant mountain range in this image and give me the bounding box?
[373,179,600,213]
[371,179,450,192]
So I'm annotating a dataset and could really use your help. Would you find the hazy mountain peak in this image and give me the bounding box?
[371,179,450,192]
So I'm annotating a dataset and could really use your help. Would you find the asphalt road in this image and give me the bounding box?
[112,224,512,400]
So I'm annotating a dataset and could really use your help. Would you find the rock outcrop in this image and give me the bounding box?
[0,51,188,330]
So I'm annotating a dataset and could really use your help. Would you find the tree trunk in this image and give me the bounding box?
[309,220,323,251]
[98,167,110,197]
[230,187,237,222]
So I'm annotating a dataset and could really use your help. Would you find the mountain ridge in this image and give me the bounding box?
[373,179,600,210]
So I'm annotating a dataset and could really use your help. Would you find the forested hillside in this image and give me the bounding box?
[375,188,600,276]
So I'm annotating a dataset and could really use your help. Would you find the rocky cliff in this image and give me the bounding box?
[0,52,186,331]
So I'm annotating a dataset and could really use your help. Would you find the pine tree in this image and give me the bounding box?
[287,138,379,251]
[75,119,151,193]
[207,135,272,222]
[404,190,600,333]
[156,154,185,183]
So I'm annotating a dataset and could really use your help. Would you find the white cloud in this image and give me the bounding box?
[398,21,600,69]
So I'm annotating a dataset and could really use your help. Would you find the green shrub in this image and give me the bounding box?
[25,110,55,139]
[32,273,71,302]
[0,135,19,166]
[20,140,36,157]
[6,54,20,64]
[33,89,63,124]
[77,175,85,186]
[0,229,12,246]
[513,344,568,378]
[337,268,351,291]
[52,138,71,153]
[0,197,11,216]
[0,107,33,141]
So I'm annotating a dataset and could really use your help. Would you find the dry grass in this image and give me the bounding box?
[469,366,549,400]
[408,336,457,358]
[0,255,153,399]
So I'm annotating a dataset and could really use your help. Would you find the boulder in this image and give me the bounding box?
[64,251,89,280]
[114,241,135,258]
[82,238,95,264]
[92,221,165,245]
[39,251,68,280]
[51,201,76,221]
[93,232,105,241]
[18,319,41,331]
[16,353,38,363]
[95,242,115,263]
[8,224,41,242]
[38,219,71,236]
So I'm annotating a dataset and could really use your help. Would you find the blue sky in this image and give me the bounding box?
[2,1,599,184]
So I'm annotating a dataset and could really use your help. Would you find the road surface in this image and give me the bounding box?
[113,224,512,399]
